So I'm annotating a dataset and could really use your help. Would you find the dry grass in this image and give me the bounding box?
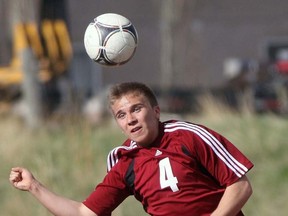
[1,98,288,215]
[189,96,288,216]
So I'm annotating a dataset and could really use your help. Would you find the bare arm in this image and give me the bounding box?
[9,167,97,216]
[211,175,253,216]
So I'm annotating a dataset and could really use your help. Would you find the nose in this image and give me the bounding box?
[127,113,137,125]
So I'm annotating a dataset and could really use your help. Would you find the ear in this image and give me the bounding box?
[154,105,160,119]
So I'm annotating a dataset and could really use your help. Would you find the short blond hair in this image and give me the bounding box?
[108,82,158,108]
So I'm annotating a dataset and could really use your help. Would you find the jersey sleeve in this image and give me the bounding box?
[185,124,254,186]
[83,162,131,215]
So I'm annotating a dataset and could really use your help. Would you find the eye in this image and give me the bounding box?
[116,112,125,119]
[133,105,142,113]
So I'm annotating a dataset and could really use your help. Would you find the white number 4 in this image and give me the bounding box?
[159,157,179,192]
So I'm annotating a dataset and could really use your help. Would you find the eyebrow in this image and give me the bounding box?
[114,103,145,117]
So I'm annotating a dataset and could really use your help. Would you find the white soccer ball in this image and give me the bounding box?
[84,13,138,66]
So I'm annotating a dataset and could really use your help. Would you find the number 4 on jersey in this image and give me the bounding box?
[159,157,179,192]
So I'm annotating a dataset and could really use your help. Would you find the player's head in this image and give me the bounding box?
[108,82,160,146]
[108,82,158,108]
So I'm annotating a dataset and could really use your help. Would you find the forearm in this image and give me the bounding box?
[29,179,86,216]
[211,176,252,216]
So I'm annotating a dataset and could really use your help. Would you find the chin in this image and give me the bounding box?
[137,143,151,148]
[135,138,153,147]
[131,132,154,147]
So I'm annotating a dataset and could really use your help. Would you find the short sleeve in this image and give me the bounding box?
[187,124,254,186]
[83,163,131,215]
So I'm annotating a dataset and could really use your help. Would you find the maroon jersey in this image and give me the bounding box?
[83,120,253,216]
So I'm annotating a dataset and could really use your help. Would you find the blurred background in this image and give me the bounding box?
[0,0,288,215]
[1,0,288,122]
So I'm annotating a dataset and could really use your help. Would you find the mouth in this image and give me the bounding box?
[131,126,142,133]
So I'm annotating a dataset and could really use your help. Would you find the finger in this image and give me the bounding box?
[11,167,23,172]
[10,170,20,176]
[9,175,18,183]
[10,174,20,181]
[9,172,18,180]
[9,171,22,182]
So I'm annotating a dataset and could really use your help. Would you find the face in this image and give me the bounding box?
[111,93,160,147]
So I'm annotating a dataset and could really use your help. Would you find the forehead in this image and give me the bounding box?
[111,91,145,104]
[111,93,147,111]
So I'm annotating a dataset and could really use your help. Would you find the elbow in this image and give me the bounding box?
[246,182,253,199]
[236,175,253,201]
[243,176,253,200]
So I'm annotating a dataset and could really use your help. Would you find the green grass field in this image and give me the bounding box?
[1,109,288,215]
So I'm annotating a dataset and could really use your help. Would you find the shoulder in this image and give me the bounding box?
[163,120,207,135]
[162,120,221,151]
[107,140,138,171]
[163,120,230,149]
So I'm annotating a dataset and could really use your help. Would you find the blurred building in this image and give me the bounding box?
[1,0,288,114]
[66,0,288,89]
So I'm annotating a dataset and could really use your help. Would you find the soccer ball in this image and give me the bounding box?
[84,13,138,66]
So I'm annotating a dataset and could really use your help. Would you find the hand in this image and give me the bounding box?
[9,167,36,191]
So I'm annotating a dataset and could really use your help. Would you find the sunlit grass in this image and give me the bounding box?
[189,96,288,216]
[1,102,288,215]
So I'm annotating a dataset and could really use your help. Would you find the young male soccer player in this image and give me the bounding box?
[10,82,253,216]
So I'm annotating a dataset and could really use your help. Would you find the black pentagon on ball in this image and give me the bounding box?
[92,22,138,66]
[84,14,139,66]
